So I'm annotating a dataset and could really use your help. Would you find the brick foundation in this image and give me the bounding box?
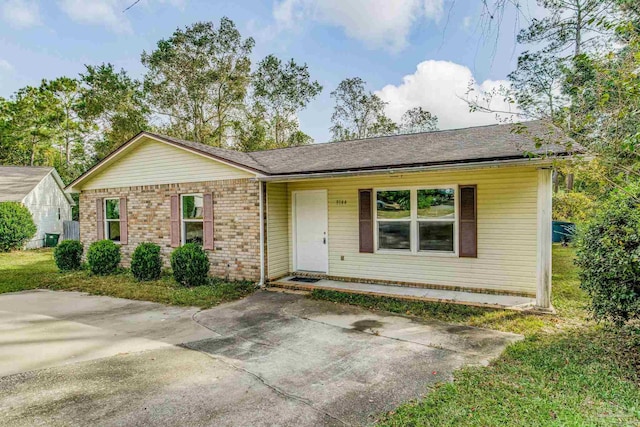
[79,179,261,281]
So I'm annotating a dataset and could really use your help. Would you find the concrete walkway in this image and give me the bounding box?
[272,277,536,310]
[0,290,522,426]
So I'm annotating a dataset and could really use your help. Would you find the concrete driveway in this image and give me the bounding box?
[0,290,521,426]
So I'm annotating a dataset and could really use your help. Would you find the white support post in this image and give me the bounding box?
[536,168,553,310]
[258,180,265,287]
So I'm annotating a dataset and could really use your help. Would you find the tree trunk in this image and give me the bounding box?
[65,108,71,165]
[65,134,71,166]
[565,0,582,192]
[30,140,36,167]
[575,0,582,57]
[552,169,560,193]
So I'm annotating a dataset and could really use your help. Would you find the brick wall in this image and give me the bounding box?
[79,178,261,281]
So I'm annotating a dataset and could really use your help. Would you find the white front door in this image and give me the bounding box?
[294,190,328,273]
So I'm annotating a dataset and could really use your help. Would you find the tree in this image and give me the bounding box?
[141,19,255,147]
[330,77,396,141]
[517,0,616,190]
[562,33,640,191]
[4,86,56,167]
[518,0,615,57]
[0,98,14,164]
[43,77,89,182]
[252,55,322,148]
[466,1,638,195]
[79,63,148,160]
[508,51,567,119]
[232,103,268,152]
[399,107,439,133]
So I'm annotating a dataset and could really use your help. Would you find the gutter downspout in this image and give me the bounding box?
[258,180,265,288]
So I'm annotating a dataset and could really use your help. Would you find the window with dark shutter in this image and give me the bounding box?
[359,189,374,253]
[119,197,128,245]
[203,193,214,250]
[459,185,477,258]
[170,194,180,247]
[96,198,104,240]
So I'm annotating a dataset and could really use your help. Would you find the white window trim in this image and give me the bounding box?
[104,198,121,243]
[373,185,458,257]
[180,193,204,246]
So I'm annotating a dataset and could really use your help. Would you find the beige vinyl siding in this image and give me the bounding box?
[266,182,289,279]
[279,165,539,295]
[81,137,254,190]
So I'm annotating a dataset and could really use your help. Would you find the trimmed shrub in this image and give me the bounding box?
[53,240,83,271]
[0,202,37,252]
[131,242,162,281]
[170,243,210,287]
[86,240,121,275]
[575,184,640,325]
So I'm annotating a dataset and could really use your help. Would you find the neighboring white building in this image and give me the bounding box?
[0,166,74,249]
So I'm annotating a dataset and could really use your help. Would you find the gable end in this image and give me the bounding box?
[68,133,260,191]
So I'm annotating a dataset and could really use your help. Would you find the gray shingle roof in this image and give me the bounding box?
[73,120,575,190]
[149,120,575,176]
[246,120,576,175]
[0,166,53,202]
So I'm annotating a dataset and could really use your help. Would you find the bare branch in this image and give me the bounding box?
[123,0,142,13]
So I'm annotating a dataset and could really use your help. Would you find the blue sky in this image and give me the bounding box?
[0,0,544,143]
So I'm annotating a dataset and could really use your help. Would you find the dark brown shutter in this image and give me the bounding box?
[203,193,214,250]
[119,197,128,245]
[96,198,104,240]
[170,194,180,248]
[359,189,374,253]
[459,185,477,258]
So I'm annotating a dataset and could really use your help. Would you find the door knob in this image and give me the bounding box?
[323,237,327,244]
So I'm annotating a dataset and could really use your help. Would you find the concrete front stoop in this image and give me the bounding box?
[269,276,549,313]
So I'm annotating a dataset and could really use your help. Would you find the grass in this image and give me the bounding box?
[3,247,639,424]
[312,245,640,426]
[0,249,255,309]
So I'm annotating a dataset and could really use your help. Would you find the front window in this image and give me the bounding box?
[375,187,456,253]
[181,194,203,245]
[104,198,120,242]
[376,190,411,250]
[417,189,455,252]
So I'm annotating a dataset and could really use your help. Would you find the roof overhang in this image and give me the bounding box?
[257,156,568,182]
[66,132,265,192]
[20,168,75,205]
[49,169,76,205]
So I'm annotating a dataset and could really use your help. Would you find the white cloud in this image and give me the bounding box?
[141,0,187,10]
[57,0,185,34]
[0,59,13,72]
[1,0,41,29]
[273,0,444,52]
[376,60,520,129]
[58,0,132,34]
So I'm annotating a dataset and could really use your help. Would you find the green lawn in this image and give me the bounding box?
[313,245,640,426]
[0,249,255,308]
[2,247,639,425]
